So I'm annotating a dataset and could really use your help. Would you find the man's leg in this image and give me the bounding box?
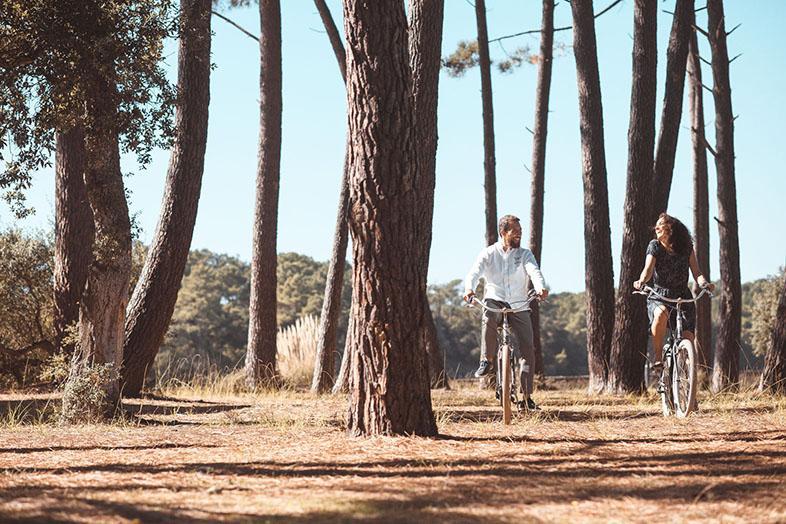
[509,311,535,397]
[476,301,502,377]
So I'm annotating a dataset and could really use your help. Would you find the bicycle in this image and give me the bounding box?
[466,291,540,425]
[634,285,713,418]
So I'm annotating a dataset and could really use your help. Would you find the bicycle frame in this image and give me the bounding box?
[635,285,712,417]
[467,293,539,403]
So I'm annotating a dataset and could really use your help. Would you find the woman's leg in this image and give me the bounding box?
[651,305,669,363]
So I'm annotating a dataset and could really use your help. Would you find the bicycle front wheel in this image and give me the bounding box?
[672,339,697,418]
[501,344,512,425]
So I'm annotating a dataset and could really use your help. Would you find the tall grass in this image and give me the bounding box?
[276,315,319,388]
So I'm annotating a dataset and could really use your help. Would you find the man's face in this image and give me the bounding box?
[502,223,522,248]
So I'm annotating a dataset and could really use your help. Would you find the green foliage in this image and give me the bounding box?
[442,40,480,78]
[153,250,352,384]
[60,362,118,423]
[0,0,177,214]
[744,268,785,360]
[0,229,55,387]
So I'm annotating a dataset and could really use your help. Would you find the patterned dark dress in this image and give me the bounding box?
[645,239,695,333]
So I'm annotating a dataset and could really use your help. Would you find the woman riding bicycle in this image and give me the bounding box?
[633,213,714,376]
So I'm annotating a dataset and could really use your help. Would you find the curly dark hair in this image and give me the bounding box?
[656,213,693,256]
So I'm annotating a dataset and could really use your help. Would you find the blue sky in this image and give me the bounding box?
[4,1,785,292]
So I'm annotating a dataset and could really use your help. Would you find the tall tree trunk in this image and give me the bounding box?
[62,67,131,422]
[707,0,742,393]
[651,0,693,217]
[688,24,712,384]
[409,0,447,389]
[343,0,437,437]
[528,0,554,378]
[570,0,615,394]
[331,314,353,394]
[311,0,349,394]
[759,274,786,394]
[246,0,283,388]
[121,0,212,397]
[607,0,657,394]
[53,126,94,356]
[475,0,497,246]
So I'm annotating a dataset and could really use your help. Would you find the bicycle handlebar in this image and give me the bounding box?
[633,284,713,303]
[465,293,540,314]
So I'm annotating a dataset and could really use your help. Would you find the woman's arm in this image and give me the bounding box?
[689,249,714,290]
[633,254,656,290]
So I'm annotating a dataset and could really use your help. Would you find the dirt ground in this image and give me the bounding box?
[1,385,784,523]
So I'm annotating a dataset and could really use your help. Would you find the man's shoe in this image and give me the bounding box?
[519,397,540,412]
[474,360,493,378]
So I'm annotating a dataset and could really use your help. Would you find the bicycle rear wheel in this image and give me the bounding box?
[501,344,512,425]
[672,339,697,418]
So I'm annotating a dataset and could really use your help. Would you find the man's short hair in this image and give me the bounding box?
[498,214,521,235]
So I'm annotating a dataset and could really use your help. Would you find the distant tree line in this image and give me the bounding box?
[0,228,778,390]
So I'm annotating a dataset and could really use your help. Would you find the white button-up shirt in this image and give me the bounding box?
[464,242,547,309]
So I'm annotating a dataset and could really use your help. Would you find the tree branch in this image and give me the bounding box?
[726,23,741,37]
[211,10,259,42]
[488,0,624,44]
[729,53,742,64]
[699,55,712,67]
[701,83,714,94]
[703,136,718,157]
[692,23,710,39]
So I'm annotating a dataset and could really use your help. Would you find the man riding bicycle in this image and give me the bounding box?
[463,215,549,411]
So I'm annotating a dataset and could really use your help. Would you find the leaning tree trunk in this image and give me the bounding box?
[409,0,448,389]
[651,0,693,217]
[528,0,554,378]
[607,0,657,394]
[688,23,712,384]
[53,126,94,356]
[570,0,615,394]
[311,0,349,393]
[759,274,786,394]
[475,0,497,246]
[343,0,437,437]
[121,0,212,397]
[707,0,742,393]
[62,67,132,423]
[245,0,283,389]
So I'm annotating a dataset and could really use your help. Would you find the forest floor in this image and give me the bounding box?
[0,383,785,523]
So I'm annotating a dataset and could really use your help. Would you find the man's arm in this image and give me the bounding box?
[524,250,548,299]
[463,249,489,301]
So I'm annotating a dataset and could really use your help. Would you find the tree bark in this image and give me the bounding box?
[409,0,447,389]
[651,0,693,217]
[246,0,283,389]
[121,0,212,397]
[343,0,437,436]
[312,145,350,393]
[528,0,555,378]
[62,66,131,422]
[759,274,786,394]
[53,126,94,356]
[707,0,742,393]
[607,0,657,394]
[688,24,712,383]
[311,0,349,394]
[475,0,497,247]
[570,0,616,394]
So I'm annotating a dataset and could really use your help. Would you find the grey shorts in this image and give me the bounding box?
[646,286,696,334]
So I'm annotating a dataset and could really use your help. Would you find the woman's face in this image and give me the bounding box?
[655,218,671,244]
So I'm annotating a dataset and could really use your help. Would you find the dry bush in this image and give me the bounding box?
[277,315,319,388]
